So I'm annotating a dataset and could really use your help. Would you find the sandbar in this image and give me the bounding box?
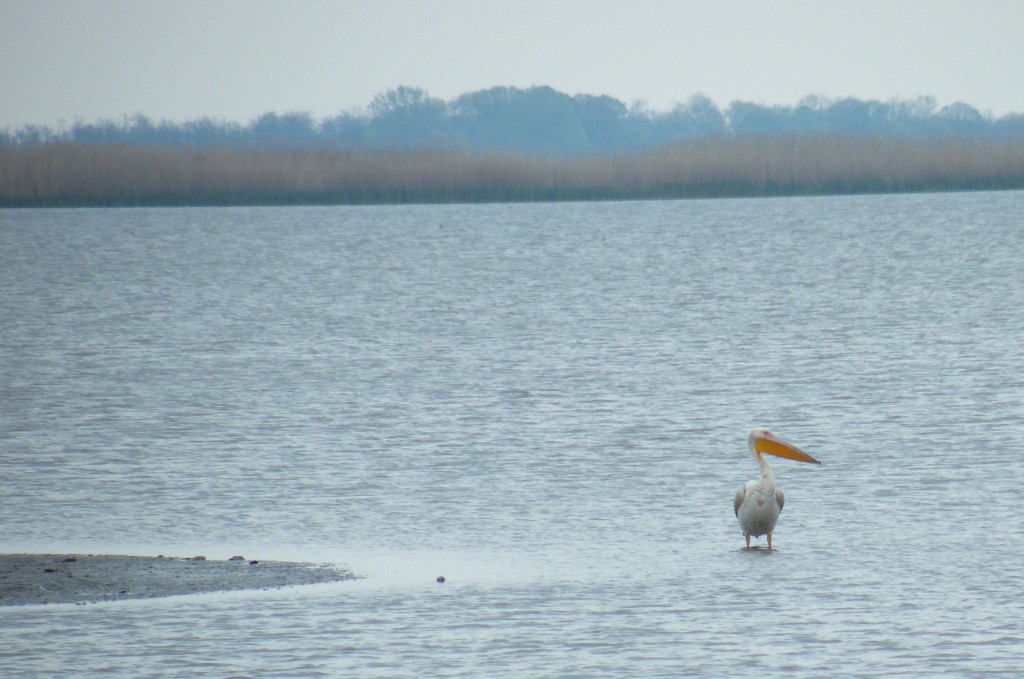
[0,553,356,606]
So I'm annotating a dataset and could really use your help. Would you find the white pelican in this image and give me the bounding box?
[734,428,820,549]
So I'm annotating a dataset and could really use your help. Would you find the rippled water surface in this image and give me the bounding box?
[2,192,1023,675]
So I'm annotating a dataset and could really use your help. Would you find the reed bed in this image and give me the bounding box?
[2,134,1023,206]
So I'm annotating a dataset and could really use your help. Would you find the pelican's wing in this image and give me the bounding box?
[734,487,746,517]
[776,488,784,512]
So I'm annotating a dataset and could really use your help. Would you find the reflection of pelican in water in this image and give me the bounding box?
[734,428,820,549]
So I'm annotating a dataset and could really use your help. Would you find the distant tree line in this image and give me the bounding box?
[4,86,1024,156]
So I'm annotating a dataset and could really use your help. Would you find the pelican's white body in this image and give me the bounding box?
[734,454,783,540]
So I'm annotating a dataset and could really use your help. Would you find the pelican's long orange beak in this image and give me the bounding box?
[755,432,821,464]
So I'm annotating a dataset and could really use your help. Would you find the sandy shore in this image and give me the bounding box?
[0,554,357,606]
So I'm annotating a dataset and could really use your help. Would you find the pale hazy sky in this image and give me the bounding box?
[2,0,1022,130]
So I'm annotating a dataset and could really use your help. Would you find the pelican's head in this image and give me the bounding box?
[748,427,820,464]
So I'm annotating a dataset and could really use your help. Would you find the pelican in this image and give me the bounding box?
[734,428,820,549]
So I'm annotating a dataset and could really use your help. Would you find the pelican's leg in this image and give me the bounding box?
[767,534,773,550]
[745,534,750,548]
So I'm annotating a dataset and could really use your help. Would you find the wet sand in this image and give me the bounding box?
[0,554,356,606]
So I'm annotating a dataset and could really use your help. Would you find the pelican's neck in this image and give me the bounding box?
[749,441,776,491]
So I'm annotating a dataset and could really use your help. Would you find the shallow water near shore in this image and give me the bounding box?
[2,192,1023,675]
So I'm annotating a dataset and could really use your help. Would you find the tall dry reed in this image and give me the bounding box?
[2,135,1022,206]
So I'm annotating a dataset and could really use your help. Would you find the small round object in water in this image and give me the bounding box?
[436,576,446,583]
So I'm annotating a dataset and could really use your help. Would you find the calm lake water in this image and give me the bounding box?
[2,192,1023,676]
